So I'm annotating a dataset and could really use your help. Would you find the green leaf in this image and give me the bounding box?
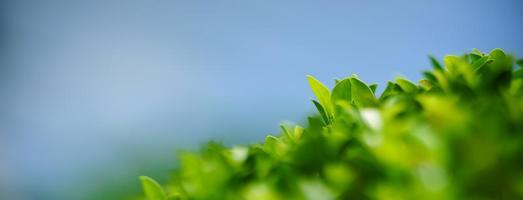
[350,77,377,107]
[264,135,279,147]
[469,49,484,63]
[517,59,523,68]
[264,135,286,155]
[396,77,418,93]
[471,48,483,56]
[280,124,292,140]
[443,55,462,74]
[429,56,443,71]
[331,78,351,106]
[312,100,330,124]
[471,55,491,72]
[307,75,333,117]
[369,83,378,94]
[488,48,511,72]
[489,48,506,59]
[293,126,304,140]
[513,68,523,79]
[379,82,399,100]
[139,176,167,200]
[131,48,523,200]
[422,71,438,83]
[418,79,432,91]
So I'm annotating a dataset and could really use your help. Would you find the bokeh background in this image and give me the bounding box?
[1,0,523,199]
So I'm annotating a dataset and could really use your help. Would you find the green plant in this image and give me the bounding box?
[139,49,523,200]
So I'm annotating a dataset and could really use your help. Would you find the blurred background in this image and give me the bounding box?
[1,0,522,199]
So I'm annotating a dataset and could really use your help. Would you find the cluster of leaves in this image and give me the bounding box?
[139,49,523,200]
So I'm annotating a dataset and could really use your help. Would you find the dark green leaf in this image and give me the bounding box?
[312,100,330,124]
[422,71,437,83]
[369,83,378,94]
[517,59,523,68]
[429,55,443,71]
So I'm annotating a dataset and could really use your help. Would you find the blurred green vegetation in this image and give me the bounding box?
[140,49,523,200]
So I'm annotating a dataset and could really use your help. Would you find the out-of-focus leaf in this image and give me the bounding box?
[422,71,437,83]
[369,83,378,94]
[139,176,167,200]
[513,68,523,79]
[350,77,378,107]
[488,48,511,72]
[396,77,418,93]
[444,55,462,74]
[137,49,523,200]
[517,59,523,68]
[293,126,304,140]
[418,79,432,91]
[280,124,292,140]
[429,56,443,71]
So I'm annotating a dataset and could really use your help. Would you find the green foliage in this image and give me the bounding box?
[140,49,523,200]
[139,176,167,200]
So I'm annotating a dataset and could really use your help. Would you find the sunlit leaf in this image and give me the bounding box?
[139,176,167,200]
[380,81,399,100]
[350,77,378,107]
[307,75,334,117]
[396,77,418,93]
[331,78,351,106]
[137,49,523,200]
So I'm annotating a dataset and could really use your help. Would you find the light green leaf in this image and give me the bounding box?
[293,126,304,140]
[280,124,292,140]
[418,79,433,91]
[307,75,333,117]
[379,82,399,100]
[469,49,483,63]
[444,55,462,74]
[396,77,418,93]
[350,77,378,107]
[264,135,280,147]
[331,78,351,106]
[471,48,483,56]
[489,48,506,59]
[139,176,167,200]
[264,135,286,155]
[489,48,511,72]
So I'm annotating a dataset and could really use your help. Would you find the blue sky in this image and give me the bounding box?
[2,0,523,199]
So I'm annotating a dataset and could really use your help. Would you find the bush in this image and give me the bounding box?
[139,49,523,200]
